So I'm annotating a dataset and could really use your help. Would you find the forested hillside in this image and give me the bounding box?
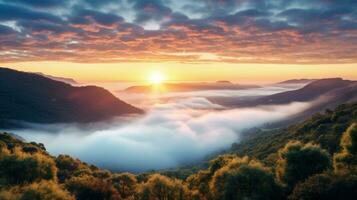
[231,102,357,166]
[1,102,357,199]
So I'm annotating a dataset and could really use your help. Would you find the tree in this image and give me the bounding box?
[65,175,120,200]
[0,181,74,200]
[0,148,57,186]
[334,123,357,174]
[210,157,283,200]
[111,173,137,200]
[138,174,190,200]
[289,173,357,200]
[186,154,236,200]
[276,141,331,189]
[55,155,92,183]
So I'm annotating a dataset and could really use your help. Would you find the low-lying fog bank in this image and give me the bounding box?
[9,84,312,172]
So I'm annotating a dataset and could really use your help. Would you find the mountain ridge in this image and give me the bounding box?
[0,67,143,128]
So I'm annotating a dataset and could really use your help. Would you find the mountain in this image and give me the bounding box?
[0,68,143,128]
[210,78,356,107]
[277,79,316,84]
[124,81,260,93]
[35,72,78,85]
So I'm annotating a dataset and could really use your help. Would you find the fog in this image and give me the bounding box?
[12,83,312,172]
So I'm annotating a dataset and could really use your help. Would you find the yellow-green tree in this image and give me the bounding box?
[0,148,57,186]
[139,174,190,200]
[276,141,331,189]
[210,156,283,200]
[111,173,137,200]
[334,123,357,174]
[65,175,120,200]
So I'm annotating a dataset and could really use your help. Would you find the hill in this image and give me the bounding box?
[35,72,78,85]
[211,78,356,107]
[277,79,316,84]
[0,68,143,128]
[230,101,357,165]
[124,81,259,93]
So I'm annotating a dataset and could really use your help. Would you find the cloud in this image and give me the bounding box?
[2,0,69,8]
[13,92,313,172]
[0,0,356,63]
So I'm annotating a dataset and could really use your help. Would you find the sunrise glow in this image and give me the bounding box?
[148,71,166,85]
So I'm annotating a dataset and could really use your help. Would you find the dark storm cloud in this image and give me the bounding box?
[0,0,356,63]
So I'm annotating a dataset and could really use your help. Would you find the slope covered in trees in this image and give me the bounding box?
[0,68,143,128]
[1,102,357,199]
[230,102,357,165]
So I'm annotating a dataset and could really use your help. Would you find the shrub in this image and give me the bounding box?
[334,123,357,174]
[289,173,357,200]
[110,173,137,199]
[138,174,190,200]
[210,157,283,200]
[276,141,331,189]
[0,149,57,186]
[65,175,120,200]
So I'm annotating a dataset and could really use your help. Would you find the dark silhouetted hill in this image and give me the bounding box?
[35,72,78,85]
[0,68,143,127]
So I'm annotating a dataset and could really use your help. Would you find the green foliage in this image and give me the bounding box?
[65,175,120,200]
[0,181,74,200]
[138,174,190,200]
[334,123,357,174]
[289,173,357,200]
[186,155,236,199]
[0,148,57,186]
[1,101,357,200]
[231,102,357,162]
[55,155,92,183]
[210,157,283,200]
[276,141,331,188]
[111,173,138,200]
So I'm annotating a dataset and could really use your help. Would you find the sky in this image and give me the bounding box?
[0,0,357,82]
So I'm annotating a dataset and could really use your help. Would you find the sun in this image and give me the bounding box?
[148,71,166,84]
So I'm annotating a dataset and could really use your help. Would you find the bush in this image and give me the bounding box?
[0,149,57,186]
[65,175,120,200]
[139,174,190,200]
[110,173,137,199]
[0,181,74,200]
[210,157,283,200]
[56,155,92,183]
[276,141,331,189]
[289,173,357,200]
[334,123,357,174]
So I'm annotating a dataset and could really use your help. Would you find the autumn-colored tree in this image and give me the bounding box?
[111,173,138,200]
[56,155,92,183]
[0,148,57,186]
[333,123,357,174]
[276,141,331,189]
[139,174,190,200]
